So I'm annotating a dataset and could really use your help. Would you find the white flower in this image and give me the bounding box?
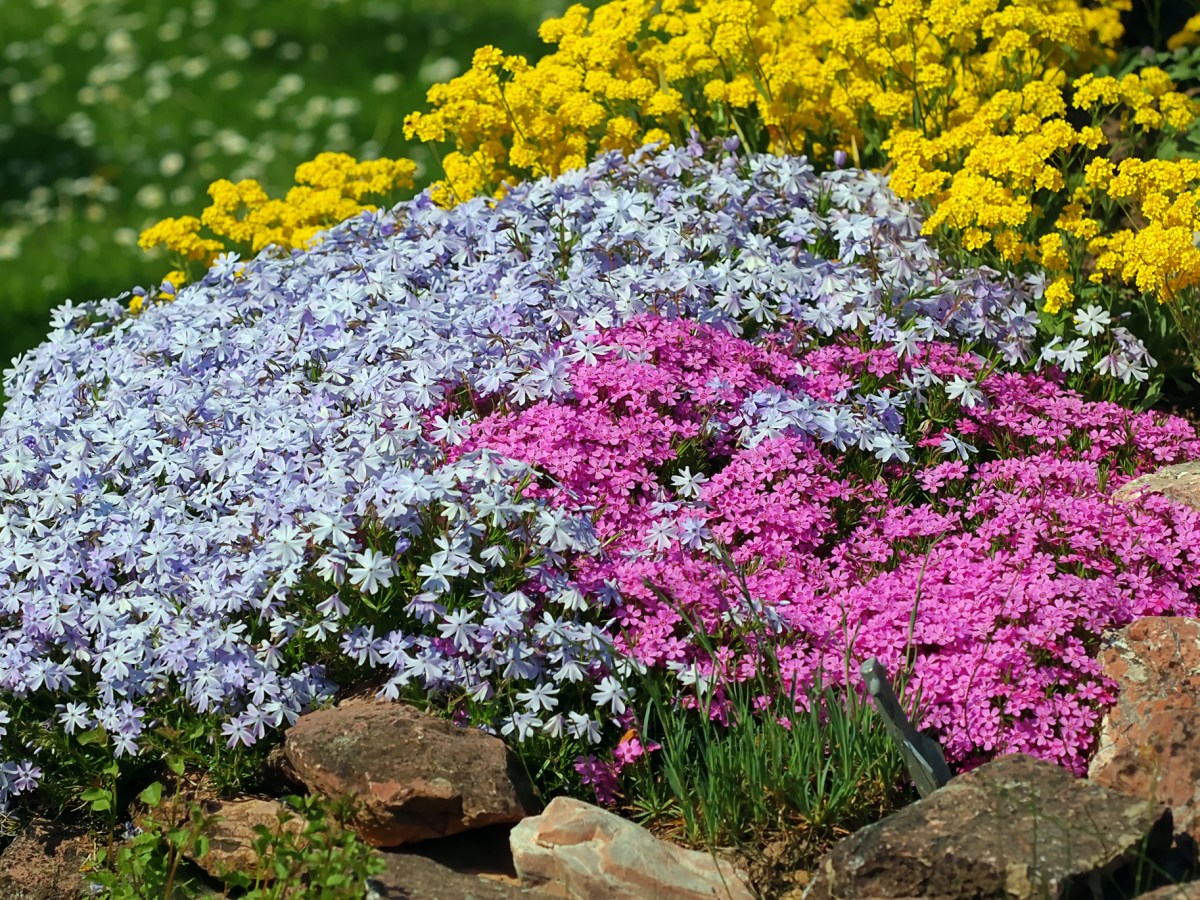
[1073,304,1111,338]
[516,682,560,714]
[348,548,396,596]
[945,376,984,409]
[590,676,630,715]
[670,467,709,499]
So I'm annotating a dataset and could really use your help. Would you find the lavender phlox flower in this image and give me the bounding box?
[566,711,603,744]
[868,429,913,463]
[945,376,985,410]
[939,433,978,460]
[590,676,631,716]
[349,548,397,595]
[436,609,480,653]
[517,682,560,714]
[501,711,542,742]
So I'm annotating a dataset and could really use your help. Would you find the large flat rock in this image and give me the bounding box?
[510,796,753,900]
[1114,460,1200,511]
[806,753,1173,899]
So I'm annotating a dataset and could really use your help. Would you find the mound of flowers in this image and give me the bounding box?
[141,1,1200,391]
[1,142,1197,814]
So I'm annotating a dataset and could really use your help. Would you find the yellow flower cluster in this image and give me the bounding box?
[137,215,224,263]
[404,0,1125,200]
[138,153,416,306]
[1167,12,1200,50]
[886,66,1198,312]
[1085,158,1200,298]
[410,0,1200,364]
[397,0,1200,324]
[144,0,1200,369]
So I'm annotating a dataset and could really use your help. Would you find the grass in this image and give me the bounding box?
[620,645,914,896]
[0,0,569,373]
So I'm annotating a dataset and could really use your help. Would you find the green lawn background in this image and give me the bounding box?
[0,0,568,374]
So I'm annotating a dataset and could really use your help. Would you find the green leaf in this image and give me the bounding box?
[81,787,112,816]
[138,781,163,807]
[76,728,107,746]
[1157,139,1181,160]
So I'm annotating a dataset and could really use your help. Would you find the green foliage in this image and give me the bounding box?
[221,794,385,899]
[87,759,216,900]
[88,771,383,900]
[618,615,915,869]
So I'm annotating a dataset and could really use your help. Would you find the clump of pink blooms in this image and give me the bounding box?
[454,314,1200,781]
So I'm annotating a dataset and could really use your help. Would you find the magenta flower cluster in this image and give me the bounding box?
[455,314,1200,777]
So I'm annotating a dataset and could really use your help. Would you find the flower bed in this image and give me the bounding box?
[2,144,1197,829]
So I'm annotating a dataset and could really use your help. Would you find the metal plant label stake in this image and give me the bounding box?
[860,657,952,798]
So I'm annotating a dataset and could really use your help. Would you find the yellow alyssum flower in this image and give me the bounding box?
[150,0,1200,334]
[137,215,224,262]
[1038,232,1069,271]
[1042,277,1074,315]
[1168,12,1200,50]
[138,153,416,308]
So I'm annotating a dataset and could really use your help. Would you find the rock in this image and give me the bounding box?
[368,851,541,899]
[1114,460,1200,511]
[1136,883,1200,899]
[1089,617,1200,850]
[805,753,1174,899]
[283,698,538,847]
[0,819,95,900]
[403,823,525,888]
[510,795,753,900]
[187,795,307,881]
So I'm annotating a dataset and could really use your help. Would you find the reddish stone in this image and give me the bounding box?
[1089,617,1200,849]
[187,796,307,881]
[0,819,95,899]
[510,796,753,900]
[283,698,537,847]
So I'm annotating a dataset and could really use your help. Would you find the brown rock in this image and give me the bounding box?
[0,819,95,900]
[283,698,538,847]
[1089,617,1200,849]
[1114,460,1200,511]
[510,796,753,900]
[369,851,544,899]
[806,753,1173,900]
[187,795,307,881]
[1136,883,1200,900]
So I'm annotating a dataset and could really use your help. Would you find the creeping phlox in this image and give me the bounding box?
[1,144,1195,812]
[143,1,1200,376]
[452,316,1200,789]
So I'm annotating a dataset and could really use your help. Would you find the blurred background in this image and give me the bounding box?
[0,0,568,375]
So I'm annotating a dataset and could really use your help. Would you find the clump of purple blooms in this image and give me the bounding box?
[0,138,1195,812]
